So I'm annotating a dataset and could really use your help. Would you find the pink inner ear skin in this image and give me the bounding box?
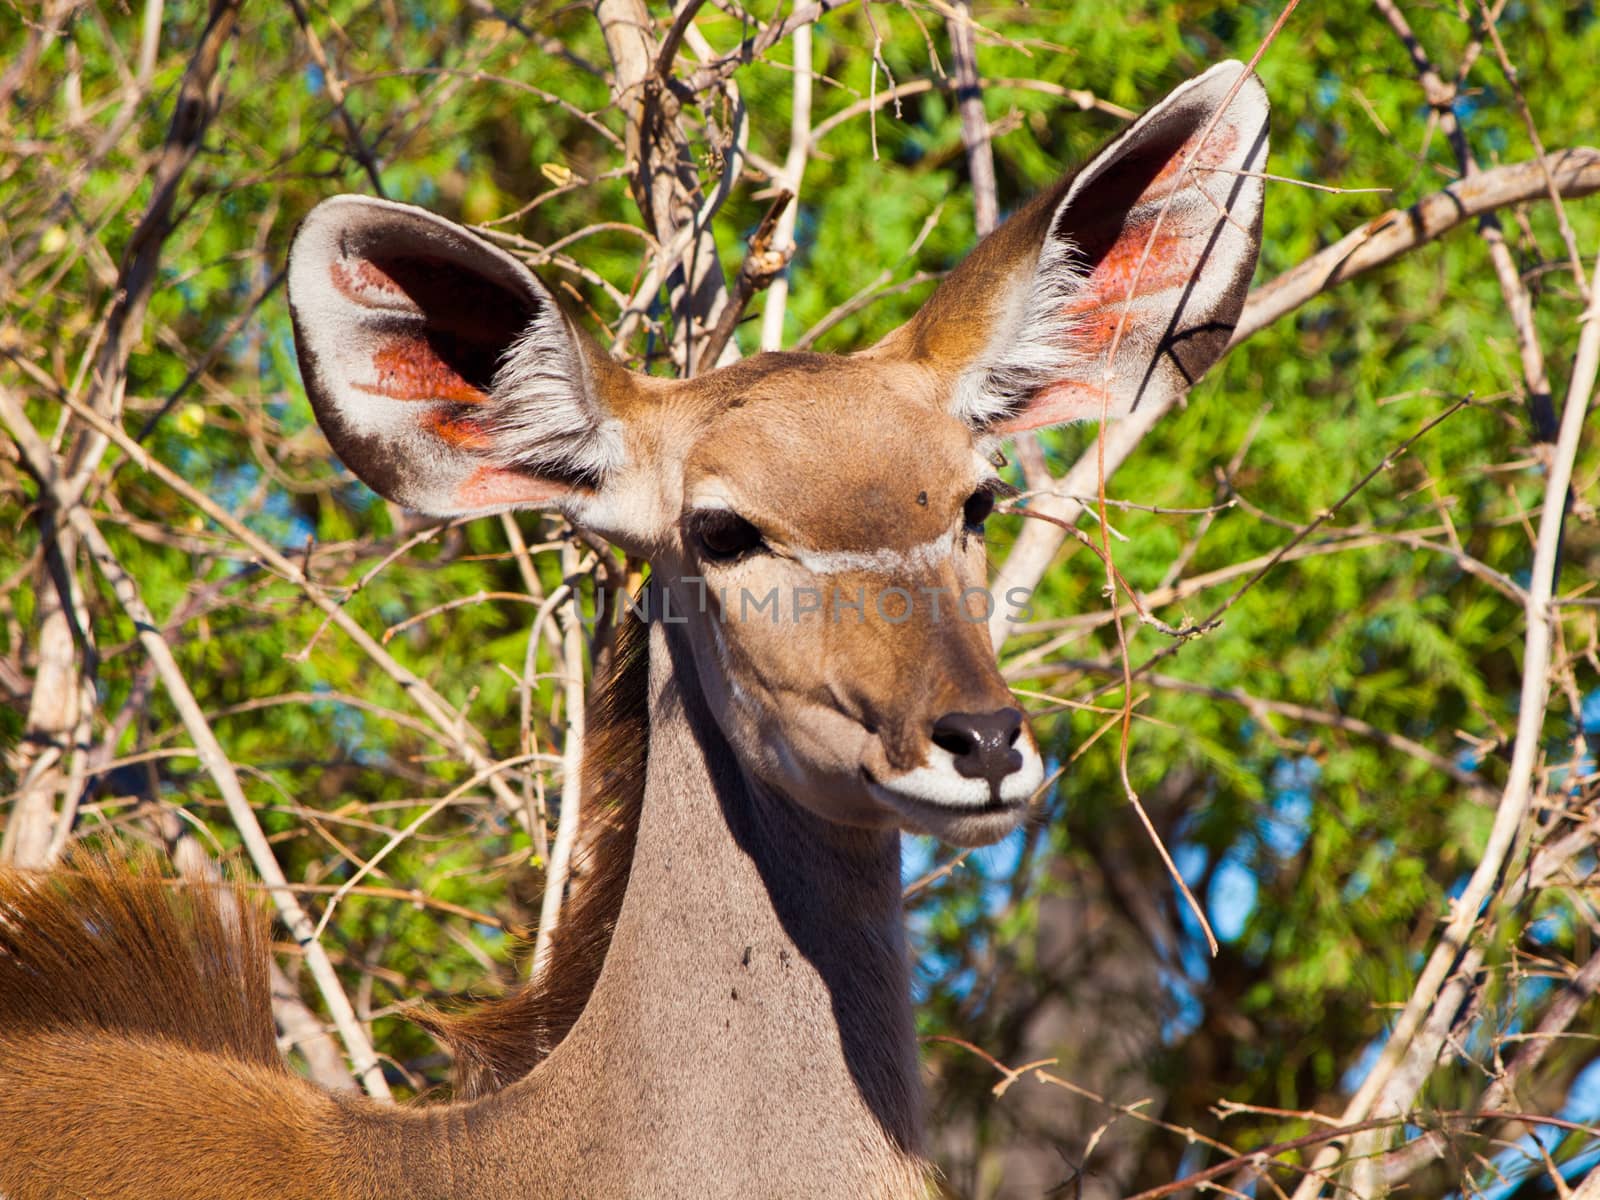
[1009,379,1126,426]
[453,465,569,511]
[1147,121,1241,191]
[1006,223,1210,428]
[359,341,490,406]
[1064,217,1195,350]
[330,258,412,308]
[424,409,495,451]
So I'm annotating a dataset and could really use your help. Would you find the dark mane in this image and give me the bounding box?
[0,850,280,1070]
[417,607,649,1097]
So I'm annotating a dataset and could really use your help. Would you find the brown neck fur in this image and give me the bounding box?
[417,607,648,1097]
[0,849,279,1069]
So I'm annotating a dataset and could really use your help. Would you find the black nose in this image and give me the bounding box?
[930,707,1025,791]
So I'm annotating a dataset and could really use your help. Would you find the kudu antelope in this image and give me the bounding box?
[0,63,1267,1198]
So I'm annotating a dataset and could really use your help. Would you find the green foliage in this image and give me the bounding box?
[3,2,1598,1197]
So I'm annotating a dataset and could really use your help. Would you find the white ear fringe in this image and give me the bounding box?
[487,305,626,484]
[947,234,1090,429]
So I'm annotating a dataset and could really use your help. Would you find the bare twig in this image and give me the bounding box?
[947,1,997,237]
[683,0,856,94]
[38,389,536,831]
[596,0,735,369]
[531,541,590,977]
[694,189,794,370]
[284,0,386,195]
[759,22,812,352]
[808,76,1133,148]
[1381,950,1600,1187]
[64,0,242,503]
[1472,0,1590,301]
[1372,0,1556,440]
[794,202,948,350]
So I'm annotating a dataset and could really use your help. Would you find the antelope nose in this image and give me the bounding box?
[930,707,1025,788]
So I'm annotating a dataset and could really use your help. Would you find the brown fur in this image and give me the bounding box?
[0,855,364,1199]
[0,850,278,1068]
[417,605,648,1097]
[0,1032,360,1200]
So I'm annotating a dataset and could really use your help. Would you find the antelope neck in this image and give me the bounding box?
[442,615,926,1197]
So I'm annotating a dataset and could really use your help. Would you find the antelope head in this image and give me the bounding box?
[287,63,1268,848]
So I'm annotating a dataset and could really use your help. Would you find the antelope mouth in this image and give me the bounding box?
[862,747,1044,846]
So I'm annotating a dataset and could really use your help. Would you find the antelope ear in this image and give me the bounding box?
[287,195,626,516]
[891,61,1268,431]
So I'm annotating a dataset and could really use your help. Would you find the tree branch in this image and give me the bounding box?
[948,1,997,237]
[759,22,812,352]
[25,388,538,834]
[695,189,794,370]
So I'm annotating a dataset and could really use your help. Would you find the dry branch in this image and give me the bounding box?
[1242,149,1600,340]
[597,0,735,369]
[947,1,997,238]
[38,390,537,832]
[530,542,590,976]
[759,22,812,352]
[694,189,794,369]
[65,0,241,498]
[4,0,244,870]
[1372,0,1557,441]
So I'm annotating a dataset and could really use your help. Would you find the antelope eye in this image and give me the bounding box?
[962,488,996,531]
[690,510,766,562]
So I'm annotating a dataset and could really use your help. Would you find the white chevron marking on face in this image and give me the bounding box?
[788,530,958,577]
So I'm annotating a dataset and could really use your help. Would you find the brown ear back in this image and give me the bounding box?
[288,196,622,516]
[893,62,1269,433]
